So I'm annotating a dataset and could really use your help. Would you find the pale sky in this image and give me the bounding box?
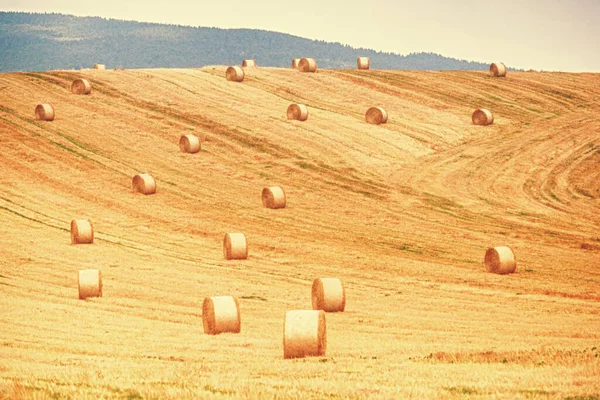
[2,0,599,72]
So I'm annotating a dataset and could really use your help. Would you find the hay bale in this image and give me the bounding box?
[489,62,507,77]
[35,104,55,121]
[71,219,94,244]
[365,106,388,125]
[202,296,241,335]
[312,278,345,312]
[179,134,201,153]
[226,66,245,82]
[292,58,301,69]
[357,57,370,70]
[286,104,308,121]
[298,58,317,73]
[71,79,92,95]
[242,60,256,68]
[93,64,106,70]
[78,269,102,300]
[484,246,516,274]
[472,109,494,125]
[132,173,156,195]
[283,310,326,359]
[223,233,248,260]
[262,186,286,209]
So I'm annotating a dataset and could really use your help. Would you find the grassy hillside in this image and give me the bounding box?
[0,65,599,399]
[0,12,490,72]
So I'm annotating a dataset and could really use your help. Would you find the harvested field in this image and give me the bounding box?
[0,66,598,399]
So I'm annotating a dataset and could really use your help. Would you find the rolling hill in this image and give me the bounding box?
[0,12,491,72]
[0,65,599,398]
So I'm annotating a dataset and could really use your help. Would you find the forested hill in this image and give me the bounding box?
[0,12,490,72]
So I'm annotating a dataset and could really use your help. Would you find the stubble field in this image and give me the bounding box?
[0,65,599,399]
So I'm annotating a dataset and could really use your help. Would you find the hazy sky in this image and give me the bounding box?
[2,0,599,72]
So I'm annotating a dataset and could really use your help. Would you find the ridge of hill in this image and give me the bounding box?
[0,66,599,398]
[0,11,492,72]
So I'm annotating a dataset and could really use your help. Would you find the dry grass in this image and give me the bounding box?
[0,66,599,399]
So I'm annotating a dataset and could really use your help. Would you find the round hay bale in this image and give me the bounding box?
[365,106,388,125]
[489,62,507,77]
[93,64,106,70]
[262,186,286,209]
[472,109,494,126]
[242,60,256,68]
[202,296,241,335]
[78,269,102,300]
[35,104,55,121]
[292,58,301,69]
[226,66,245,82]
[132,173,156,195]
[283,310,326,359]
[484,246,516,274]
[179,134,201,153]
[298,58,317,73]
[71,79,92,95]
[357,57,370,70]
[70,219,94,244]
[223,233,248,260]
[286,104,308,121]
[312,278,345,312]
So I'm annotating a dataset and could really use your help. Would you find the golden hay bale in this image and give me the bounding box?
[202,296,241,335]
[298,58,317,73]
[312,278,345,312]
[242,60,257,68]
[226,66,245,82]
[292,58,301,68]
[78,269,102,300]
[71,219,94,244]
[283,310,326,359]
[223,233,248,260]
[472,109,494,126]
[93,64,106,70]
[179,134,201,153]
[132,173,156,195]
[365,106,388,125]
[262,186,286,209]
[357,57,370,70]
[489,62,507,77]
[71,79,92,95]
[484,246,516,274]
[286,104,308,121]
[35,104,55,121]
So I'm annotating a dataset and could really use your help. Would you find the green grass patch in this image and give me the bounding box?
[564,396,600,400]
[23,72,65,86]
[240,295,267,302]
[124,389,144,400]
[0,205,69,232]
[54,131,99,155]
[423,192,463,211]
[396,243,424,255]
[545,89,574,99]
[297,162,315,170]
[204,385,234,395]
[444,386,481,395]
[520,389,556,397]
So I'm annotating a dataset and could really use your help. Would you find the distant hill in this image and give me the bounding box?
[0,11,491,72]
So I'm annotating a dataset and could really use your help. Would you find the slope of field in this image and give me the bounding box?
[0,66,599,399]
